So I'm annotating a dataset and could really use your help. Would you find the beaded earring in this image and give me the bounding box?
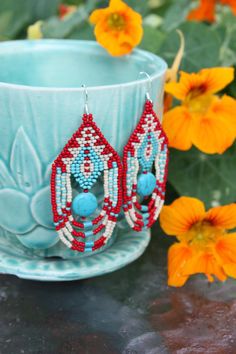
[122,72,169,231]
[51,86,122,252]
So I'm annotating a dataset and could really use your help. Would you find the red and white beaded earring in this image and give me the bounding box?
[51,86,122,252]
[122,72,169,231]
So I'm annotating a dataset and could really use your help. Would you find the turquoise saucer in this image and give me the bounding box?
[0,228,150,281]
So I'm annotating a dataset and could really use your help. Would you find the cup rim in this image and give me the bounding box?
[0,39,167,92]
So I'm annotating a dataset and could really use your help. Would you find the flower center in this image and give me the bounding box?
[108,13,126,30]
[182,221,225,250]
[184,85,213,115]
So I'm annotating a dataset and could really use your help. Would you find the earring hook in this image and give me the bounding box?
[81,84,89,114]
[139,71,152,102]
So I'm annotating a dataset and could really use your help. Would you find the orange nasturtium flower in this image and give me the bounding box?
[160,197,236,287]
[89,0,143,56]
[188,0,236,23]
[163,67,236,154]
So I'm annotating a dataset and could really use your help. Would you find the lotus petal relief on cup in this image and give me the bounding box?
[123,72,169,231]
[51,86,122,252]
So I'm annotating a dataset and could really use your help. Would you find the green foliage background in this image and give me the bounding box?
[0,0,236,208]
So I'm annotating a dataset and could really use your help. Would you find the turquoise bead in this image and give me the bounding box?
[137,172,156,197]
[83,221,93,228]
[141,205,148,212]
[72,192,98,217]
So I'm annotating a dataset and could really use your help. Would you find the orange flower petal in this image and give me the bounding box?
[89,8,110,24]
[95,28,133,56]
[164,94,173,113]
[215,233,236,264]
[160,197,206,236]
[93,18,134,56]
[205,204,236,230]
[191,101,236,154]
[89,0,143,56]
[165,71,207,101]
[187,0,216,22]
[109,0,130,12]
[124,24,143,44]
[110,42,133,56]
[186,251,227,282]
[118,26,143,47]
[199,67,234,95]
[223,264,236,278]
[168,243,192,287]
[165,72,194,100]
[163,106,193,150]
[165,68,234,101]
[215,233,236,279]
[165,82,183,101]
[211,95,236,134]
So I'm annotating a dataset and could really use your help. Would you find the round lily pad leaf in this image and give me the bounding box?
[30,186,54,229]
[16,226,59,249]
[0,189,36,234]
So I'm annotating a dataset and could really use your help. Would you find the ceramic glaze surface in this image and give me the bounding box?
[0,40,167,280]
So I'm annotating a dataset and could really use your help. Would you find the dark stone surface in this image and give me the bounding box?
[1,225,236,354]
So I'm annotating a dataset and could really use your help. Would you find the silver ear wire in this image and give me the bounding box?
[139,71,152,102]
[82,84,89,114]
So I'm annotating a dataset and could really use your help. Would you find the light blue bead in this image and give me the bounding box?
[85,241,94,247]
[85,230,93,237]
[137,172,156,197]
[83,221,93,228]
[85,247,92,252]
[72,192,98,217]
[141,205,148,212]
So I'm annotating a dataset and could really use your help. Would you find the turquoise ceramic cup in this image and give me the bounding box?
[0,40,167,280]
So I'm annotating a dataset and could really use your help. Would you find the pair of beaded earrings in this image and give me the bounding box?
[50,73,169,252]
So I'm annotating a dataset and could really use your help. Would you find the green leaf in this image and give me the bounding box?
[216,13,236,66]
[0,0,60,39]
[168,145,236,208]
[159,22,221,72]
[42,5,88,38]
[0,10,29,40]
[28,0,61,21]
[227,80,236,99]
[162,0,192,32]
[64,0,84,5]
[41,0,102,39]
[67,21,94,40]
[139,26,166,54]
[150,0,173,17]
[125,0,150,16]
